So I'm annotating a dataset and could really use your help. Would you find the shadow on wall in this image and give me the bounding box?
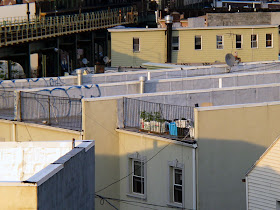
[111,49,165,67]
[197,138,267,210]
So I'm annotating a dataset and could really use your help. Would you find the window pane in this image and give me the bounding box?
[217,35,222,42]
[133,177,144,194]
[195,36,201,50]
[236,35,241,42]
[172,36,179,50]
[251,35,257,41]
[174,185,182,203]
[266,34,272,41]
[133,38,139,52]
[266,34,272,47]
[251,34,257,48]
[175,169,182,185]
[134,161,143,177]
[216,36,223,49]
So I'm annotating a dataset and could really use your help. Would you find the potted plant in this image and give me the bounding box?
[140,111,147,130]
[154,112,166,133]
[145,112,154,131]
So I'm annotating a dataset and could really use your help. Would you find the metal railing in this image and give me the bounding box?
[19,92,82,131]
[123,98,194,139]
[0,6,137,47]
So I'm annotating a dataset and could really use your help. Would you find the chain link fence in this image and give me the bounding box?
[20,92,82,131]
[0,89,15,120]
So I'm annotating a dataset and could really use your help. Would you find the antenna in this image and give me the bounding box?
[103,56,111,65]
[225,53,235,67]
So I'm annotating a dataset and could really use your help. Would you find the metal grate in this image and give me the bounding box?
[20,92,82,131]
[0,89,15,120]
[123,97,194,129]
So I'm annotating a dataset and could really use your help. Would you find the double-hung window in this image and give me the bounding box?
[236,34,242,49]
[133,38,140,52]
[266,33,273,48]
[195,35,202,50]
[168,160,184,208]
[128,153,146,199]
[172,36,179,51]
[251,34,258,48]
[216,35,223,49]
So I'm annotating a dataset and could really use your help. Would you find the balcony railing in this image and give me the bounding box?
[123,98,195,140]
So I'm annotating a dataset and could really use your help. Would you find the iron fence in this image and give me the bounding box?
[0,89,14,120]
[20,92,82,131]
[124,98,194,139]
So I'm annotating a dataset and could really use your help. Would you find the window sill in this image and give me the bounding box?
[126,193,147,200]
[133,51,140,53]
[167,202,183,208]
[266,47,273,48]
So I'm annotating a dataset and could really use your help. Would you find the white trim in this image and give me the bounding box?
[192,148,197,210]
[266,33,273,48]
[251,34,258,49]
[76,140,95,152]
[133,37,140,53]
[216,35,224,50]
[236,34,242,49]
[0,181,37,186]
[195,35,202,50]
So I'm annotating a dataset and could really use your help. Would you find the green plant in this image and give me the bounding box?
[140,111,147,121]
[154,112,165,123]
[146,112,154,122]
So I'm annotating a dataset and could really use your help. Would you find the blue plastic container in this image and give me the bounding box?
[168,122,178,136]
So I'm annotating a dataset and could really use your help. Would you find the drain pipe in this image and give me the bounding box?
[165,15,173,63]
[76,69,84,85]
[139,76,146,94]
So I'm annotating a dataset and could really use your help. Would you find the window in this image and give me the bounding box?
[173,169,183,203]
[172,36,179,51]
[127,153,146,199]
[236,34,242,49]
[251,34,258,48]
[195,35,202,50]
[168,160,184,208]
[133,38,140,52]
[216,35,223,49]
[266,33,273,48]
[132,160,144,194]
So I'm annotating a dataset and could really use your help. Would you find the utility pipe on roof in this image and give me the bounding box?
[76,69,84,85]
[165,15,173,63]
[139,76,146,94]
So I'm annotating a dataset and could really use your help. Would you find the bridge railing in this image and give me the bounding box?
[0,6,137,47]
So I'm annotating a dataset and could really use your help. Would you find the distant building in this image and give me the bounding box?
[109,25,279,67]
[245,137,280,210]
[0,140,95,209]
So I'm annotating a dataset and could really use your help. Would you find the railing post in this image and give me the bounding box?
[14,91,22,121]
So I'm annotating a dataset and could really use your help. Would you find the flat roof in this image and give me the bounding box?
[108,25,278,32]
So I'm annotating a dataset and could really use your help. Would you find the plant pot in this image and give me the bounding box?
[140,119,144,129]
[154,121,166,133]
[150,121,156,132]
[144,122,151,131]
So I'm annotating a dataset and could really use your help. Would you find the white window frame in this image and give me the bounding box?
[127,152,147,199]
[195,35,202,50]
[167,160,184,208]
[251,34,258,48]
[266,33,273,48]
[133,37,140,52]
[172,36,179,51]
[236,34,242,49]
[216,35,223,49]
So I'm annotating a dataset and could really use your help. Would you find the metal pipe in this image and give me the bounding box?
[165,15,173,63]
[139,76,146,94]
[76,69,84,85]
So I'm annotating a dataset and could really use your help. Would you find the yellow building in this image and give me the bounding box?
[109,25,279,66]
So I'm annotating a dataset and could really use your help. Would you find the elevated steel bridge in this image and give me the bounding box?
[0,6,137,47]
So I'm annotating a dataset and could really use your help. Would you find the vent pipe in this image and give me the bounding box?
[76,69,84,85]
[165,15,173,63]
[139,76,146,94]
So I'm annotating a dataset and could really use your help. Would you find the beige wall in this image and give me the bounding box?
[195,103,280,210]
[0,120,81,142]
[0,185,37,209]
[83,98,120,210]
[118,130,195,210]
[110,26,279,66]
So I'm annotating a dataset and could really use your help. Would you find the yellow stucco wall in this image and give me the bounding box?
[0,120,81,142]
[0,185,37,209]
[118,130,195,210]
[83,98,120,210]
[111,30,166,67]
[110,26,279,66]
[195,103,280,210]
